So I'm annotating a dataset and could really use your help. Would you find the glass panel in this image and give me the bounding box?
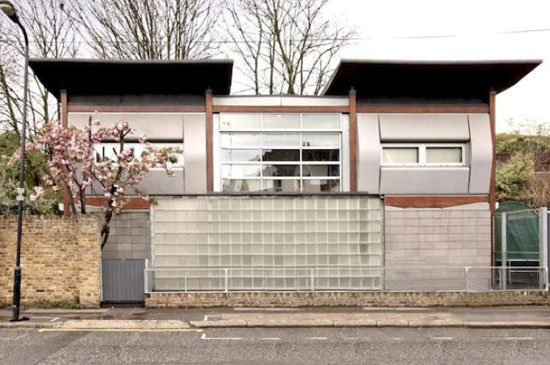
[262,179,300,192]
[262,114,300,129]
[220,113,261,130]
[263,165,300,177]
[302,133,340,148]
[222,179,262,192]
[302,114,340,129]
[303,179,340,192]
[262,149,300,162]
[382,147,419,164]
[262,133,300,147]
[220,133,261,148]
[426,147,462,163]
[222,164,261,178]
[303,165,340,177]
[302,150,340,162]
[222,149,261,162]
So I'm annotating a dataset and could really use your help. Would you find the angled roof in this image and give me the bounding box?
[323,59,542,101]
[29,58,233,100]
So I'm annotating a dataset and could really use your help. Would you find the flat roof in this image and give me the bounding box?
[323,59,542,101]
[29,58,233,99]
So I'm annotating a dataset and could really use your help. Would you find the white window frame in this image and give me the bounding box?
[94,142,185,169]
[217,113,346,192]
[381,143,467,167]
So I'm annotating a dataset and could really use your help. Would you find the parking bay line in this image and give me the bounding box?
[200,333,242,340]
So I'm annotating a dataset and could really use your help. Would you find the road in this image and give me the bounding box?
[1,327,549,364]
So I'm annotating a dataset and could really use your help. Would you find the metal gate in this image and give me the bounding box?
[102,259,145,303]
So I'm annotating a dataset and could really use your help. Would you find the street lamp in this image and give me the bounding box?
[1,0,30,322]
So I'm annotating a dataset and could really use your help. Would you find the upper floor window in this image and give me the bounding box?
[94,142,184,168]
[381,144,465,167]
[218,113,344,193]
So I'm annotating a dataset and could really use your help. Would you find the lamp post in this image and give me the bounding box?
[1,0,30,322]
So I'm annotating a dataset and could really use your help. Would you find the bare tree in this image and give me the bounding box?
[75,0,219,60]
[225,0,355,95]
[0,0,80,137]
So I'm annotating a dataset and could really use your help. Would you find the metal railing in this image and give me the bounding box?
[144,266,549,293]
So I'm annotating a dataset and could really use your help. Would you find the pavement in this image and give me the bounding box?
[1,306,550,330]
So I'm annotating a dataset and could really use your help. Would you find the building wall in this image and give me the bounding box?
[68,111,208,195]
[357,113,492,195]
[384,202,492,291]
[0,216,101,308]
[102,211,151,260]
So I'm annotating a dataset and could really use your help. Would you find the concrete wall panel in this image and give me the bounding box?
[183,114,207,193]
[357,113,380,193]
[468,114,492,194]
[380,167,470,194]
[69,112,186,140]
[379,114,470,141]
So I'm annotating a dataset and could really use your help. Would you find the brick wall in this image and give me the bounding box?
[102,211,150,260]
[384,203,492,291]
[0,215,102,308]
[145,291,550,308]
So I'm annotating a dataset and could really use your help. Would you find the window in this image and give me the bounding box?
[381,144,465,167]
[94,142,184,168]
[218,113,344,192]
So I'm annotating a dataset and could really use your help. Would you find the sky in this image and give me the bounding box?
[328,0,550,133]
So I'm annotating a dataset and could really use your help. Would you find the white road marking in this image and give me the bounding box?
[393,337,403,340]
[259,337,281,341]
[233,307,300,311]
[305,337,327,340]
[200,333,242,340]
[503,337,533,341]
[50,317,60,322]
[431,337,453,340]
[363,307,428,311]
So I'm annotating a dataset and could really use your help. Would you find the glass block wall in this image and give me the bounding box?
[150,196,382,291]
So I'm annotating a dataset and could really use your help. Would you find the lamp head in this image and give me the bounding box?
[0,1,19,23]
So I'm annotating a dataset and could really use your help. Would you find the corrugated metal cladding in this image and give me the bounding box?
[102,259,145,302]
[150,196,383,291]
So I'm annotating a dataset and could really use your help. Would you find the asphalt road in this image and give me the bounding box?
[1,327,550,364]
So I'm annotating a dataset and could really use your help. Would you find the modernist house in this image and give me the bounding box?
[30,58,541,303]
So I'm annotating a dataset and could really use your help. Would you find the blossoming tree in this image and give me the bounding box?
[26,118,181,248]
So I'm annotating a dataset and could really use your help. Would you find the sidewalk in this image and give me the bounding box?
[1,306,550,329]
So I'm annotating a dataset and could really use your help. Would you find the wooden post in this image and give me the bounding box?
[489,90,497,265]
[60,89,71,217]
[349,88,357,191]
[205,89,213,192]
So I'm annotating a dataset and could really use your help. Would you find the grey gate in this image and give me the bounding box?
[102,259,145,303]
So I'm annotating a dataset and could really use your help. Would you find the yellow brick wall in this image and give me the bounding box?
[0,215,101,308]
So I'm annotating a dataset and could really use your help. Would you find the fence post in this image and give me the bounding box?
[224,268,229,293]
[539,208,548,290]
[501,212,507,290]
[144,259,149,293]
[465,267,470,291]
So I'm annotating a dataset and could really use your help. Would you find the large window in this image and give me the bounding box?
[218,113,344,193]
[381,144,466,167]
[94,142,184,168]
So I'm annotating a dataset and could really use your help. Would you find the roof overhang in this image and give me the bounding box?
[29,58,234,100]
[323,59,542,102]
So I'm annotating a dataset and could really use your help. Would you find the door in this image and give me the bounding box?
[102,259,145,303]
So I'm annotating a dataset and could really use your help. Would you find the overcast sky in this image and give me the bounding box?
[328,0,550,133]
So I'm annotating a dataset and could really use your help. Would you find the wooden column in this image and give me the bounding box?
[60,89,71,217]
[205,89,214,192]
[349,88,357,191]
[489,89,497,265]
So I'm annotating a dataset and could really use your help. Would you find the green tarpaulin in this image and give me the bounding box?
[495,202,539,261]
